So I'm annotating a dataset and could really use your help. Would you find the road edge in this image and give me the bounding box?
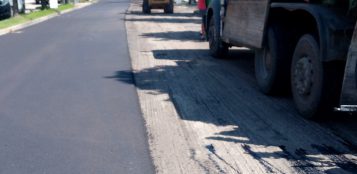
[124,1,160,173]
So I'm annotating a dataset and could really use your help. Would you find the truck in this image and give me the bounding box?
[205,0,357,119]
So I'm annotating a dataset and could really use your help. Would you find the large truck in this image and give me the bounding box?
[206,0,357,118]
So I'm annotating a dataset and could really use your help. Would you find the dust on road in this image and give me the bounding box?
[124,1,357,173]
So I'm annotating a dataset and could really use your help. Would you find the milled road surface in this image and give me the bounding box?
[126,1,357,174]
[0,0,154,173]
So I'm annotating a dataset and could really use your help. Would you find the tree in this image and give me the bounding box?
[12,0,19,16]
[41,0,49,9]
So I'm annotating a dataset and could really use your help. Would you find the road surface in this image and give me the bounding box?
[0,0,154,173]
[125,2,357,174]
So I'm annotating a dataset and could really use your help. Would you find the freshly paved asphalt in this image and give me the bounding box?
[0,0,155,173]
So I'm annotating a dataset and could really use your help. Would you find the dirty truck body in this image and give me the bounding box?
[206,0,357,118]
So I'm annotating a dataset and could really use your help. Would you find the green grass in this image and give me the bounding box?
[58,3,75,11]
[0,4,75,30]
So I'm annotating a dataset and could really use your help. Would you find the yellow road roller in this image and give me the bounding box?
[143,0,174,14]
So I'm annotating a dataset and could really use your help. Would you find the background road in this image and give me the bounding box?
[0,0,154,173]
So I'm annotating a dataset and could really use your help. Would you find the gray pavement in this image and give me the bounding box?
[0,0,154,173]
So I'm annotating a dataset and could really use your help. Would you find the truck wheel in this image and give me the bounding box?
[208,17,228,58]
[143,0,151,14]
[291,34,332,119]
[255,25,291,94]
[164,0,174,14]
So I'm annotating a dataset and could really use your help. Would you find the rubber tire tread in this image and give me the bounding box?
[164,0,174,14]
[208,16,228,58]
[255,25,292,94]
[291,34,341,119]
[143,0,151,14]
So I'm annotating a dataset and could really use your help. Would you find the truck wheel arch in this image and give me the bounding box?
[269,3,353,62]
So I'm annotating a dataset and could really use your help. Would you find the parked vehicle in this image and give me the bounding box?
[10,0,25,14]
[36,0,63,5]
[206,0,357,119]
[142,0,174,14]
[0,0,11,19]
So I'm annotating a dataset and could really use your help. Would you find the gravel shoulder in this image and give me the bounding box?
[125,1,357,173]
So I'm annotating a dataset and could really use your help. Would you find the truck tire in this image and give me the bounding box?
[164,0,174,14]
[208,16,228,58]
[255,25,291,94]
[291,34,335,119]
[143,0,151,14]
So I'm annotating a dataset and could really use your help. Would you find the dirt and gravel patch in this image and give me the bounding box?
[124,1,357,173]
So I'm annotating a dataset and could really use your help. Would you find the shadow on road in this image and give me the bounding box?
[152,48,253,60]
[107,47,357,173]
[124,10,198,17]
[125,17,201,24]
[141,31,203,42]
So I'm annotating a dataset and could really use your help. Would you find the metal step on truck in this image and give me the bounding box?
[206,0,357,119]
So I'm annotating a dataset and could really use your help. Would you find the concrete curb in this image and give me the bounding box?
[0,2,93,36]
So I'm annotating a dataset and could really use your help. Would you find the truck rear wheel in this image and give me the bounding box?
[143,0,151,14]
[255,25,291,94]
[164,0,174,14]
[208,17,228,58]
[291,34,332,119]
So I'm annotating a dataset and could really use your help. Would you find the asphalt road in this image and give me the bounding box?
[0,1,154,173]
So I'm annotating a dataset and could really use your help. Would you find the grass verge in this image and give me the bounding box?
[0,4,75,30]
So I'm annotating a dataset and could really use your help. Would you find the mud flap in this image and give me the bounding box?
[337,23,357,112]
